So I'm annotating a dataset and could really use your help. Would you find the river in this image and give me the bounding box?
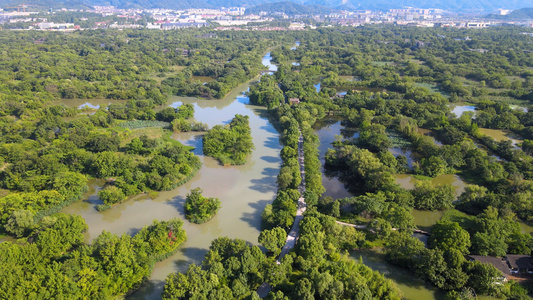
[60,52,282,299]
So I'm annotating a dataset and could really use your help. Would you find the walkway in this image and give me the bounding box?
[277,132,307,263]
[335,220,366,229]
[257,132,306,298]
[335,221,431,236]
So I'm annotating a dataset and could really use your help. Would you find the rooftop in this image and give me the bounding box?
[468,255,511,276]
[506,255,532,270]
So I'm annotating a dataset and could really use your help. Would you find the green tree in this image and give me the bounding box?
[203,114,254,165]
[428,221,471,254]
[419,156,447,177]
[127,137,144,154]
[357,123,392,152]
[386,205,415,232]
[5,210,35,237]
[98,185,126,206]
[258,227,286,255]
[466,261,505,296]
[185,187,221,224]
[412,181,455,210]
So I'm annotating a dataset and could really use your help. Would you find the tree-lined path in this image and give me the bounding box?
[277,131,307,263]
[257,131,307,298]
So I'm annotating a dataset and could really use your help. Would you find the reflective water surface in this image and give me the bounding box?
[61,53,282,299]
[449,104,476,118]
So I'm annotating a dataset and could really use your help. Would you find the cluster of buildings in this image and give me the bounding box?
[0,9,80,30]
[88,6,274,30]
[1,5,533,31]
[315,9,533,28]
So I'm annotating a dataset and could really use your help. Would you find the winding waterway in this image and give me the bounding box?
[51,48,500,300]
[60,52,282,299]
[313,117,477,300]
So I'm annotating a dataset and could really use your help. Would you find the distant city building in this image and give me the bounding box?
[109,23,143,29]
[146,23,161,29]
[1,5,530,31]
[35,22,75,30]
[288,22,305,30]
[467,22,489,28]
[222,7,245,16]
[162,22,208,30]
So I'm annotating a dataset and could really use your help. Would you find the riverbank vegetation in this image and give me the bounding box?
[163,212,402,299]
[184,187,221,224]
[0,28,279,298]
[0,216,186,298]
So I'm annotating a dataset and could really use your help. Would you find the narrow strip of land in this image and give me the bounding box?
[257,132,306,298]
[277,131,307,263]
[335,220,431,236]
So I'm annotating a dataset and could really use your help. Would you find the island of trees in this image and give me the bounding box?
[203,114,255,165]
[185,187,221,224]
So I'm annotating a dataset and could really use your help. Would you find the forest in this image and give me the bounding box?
[1,25,533,299]
[247,26,533,299]
[0,28,278,297]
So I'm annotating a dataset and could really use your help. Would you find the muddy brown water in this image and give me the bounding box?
[351,249,497,300]
[395,174,467,198]
[478,128,522,150]
[61,52,282,299]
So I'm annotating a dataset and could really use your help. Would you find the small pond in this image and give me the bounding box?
[190,76,215,84]
[449,104,476,118]
[314,117,357,199]
[389,147,416,169]
[478,128,522,150]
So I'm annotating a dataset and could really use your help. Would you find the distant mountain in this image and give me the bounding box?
[486,7,533,19]
[246,1,335,15]
[1,0,533,13]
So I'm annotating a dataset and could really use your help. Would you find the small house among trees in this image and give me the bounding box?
[468,254,533,277]
[506,255,533,274]
[467,255,510,280]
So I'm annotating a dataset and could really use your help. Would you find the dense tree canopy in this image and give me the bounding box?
[203,114,254,165]
[184,187,221,224]
[1,215,186,299]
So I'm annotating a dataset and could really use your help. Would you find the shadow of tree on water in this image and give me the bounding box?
[241,199,273,231]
